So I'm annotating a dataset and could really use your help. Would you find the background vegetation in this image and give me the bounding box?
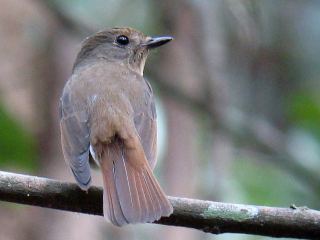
[0,1,320,239]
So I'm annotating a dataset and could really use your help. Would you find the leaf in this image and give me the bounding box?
[0,105,37,172]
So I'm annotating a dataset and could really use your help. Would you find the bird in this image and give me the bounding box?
[59,27,173,226]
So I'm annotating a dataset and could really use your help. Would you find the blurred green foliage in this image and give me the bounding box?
[1,1,320,239]
[287,92,320,139]
[233,157,314,207]
[0,105,37,172]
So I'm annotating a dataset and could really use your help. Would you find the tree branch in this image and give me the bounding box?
[0,171,319,239]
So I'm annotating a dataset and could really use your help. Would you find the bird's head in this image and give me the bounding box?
[74,27,173,75]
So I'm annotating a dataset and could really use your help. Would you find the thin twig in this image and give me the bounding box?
[0,171,319,239]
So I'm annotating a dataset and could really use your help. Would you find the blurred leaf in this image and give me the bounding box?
[286,92,320,139]
[0,104,37,172]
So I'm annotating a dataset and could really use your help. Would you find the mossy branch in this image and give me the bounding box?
[0,171,319,239]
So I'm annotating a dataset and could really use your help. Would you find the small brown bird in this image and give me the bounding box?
[59,27,173,226]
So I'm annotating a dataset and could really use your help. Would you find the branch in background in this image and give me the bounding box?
[0,171,319,239]
[153,71,320,192]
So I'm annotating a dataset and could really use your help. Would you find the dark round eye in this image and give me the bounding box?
[116,35,129,45]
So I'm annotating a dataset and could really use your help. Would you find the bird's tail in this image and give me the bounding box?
[100,140,172,226]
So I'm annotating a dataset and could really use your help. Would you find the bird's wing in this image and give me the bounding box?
[134,79,157,169]
[59,86,91,190]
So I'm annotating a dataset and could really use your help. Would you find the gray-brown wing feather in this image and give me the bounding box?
[134,79,157,169]
[59,89,91,190]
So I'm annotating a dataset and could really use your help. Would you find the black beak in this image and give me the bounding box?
[143,36,173,49]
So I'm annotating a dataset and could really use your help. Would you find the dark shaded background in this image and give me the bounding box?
[0,1,320,239]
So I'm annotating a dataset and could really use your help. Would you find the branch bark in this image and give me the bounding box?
[0,171,319,239]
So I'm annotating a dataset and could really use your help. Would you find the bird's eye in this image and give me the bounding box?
[116,35,129,45]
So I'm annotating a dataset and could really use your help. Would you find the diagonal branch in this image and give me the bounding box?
[0,171,319,239]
